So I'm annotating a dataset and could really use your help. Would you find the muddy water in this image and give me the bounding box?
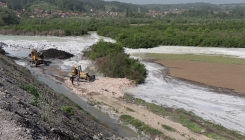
[29,67,138,138]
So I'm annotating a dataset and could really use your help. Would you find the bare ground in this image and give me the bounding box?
[156,60,245,94]
[63,77,211,140]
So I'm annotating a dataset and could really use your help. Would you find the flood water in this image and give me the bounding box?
[1,32,245,134]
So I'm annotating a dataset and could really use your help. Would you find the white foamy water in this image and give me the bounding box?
[125,46,245,58]
[126,62,245,134]
[0,32,115,70]
[1,34,245,134]
[125,47,245,134]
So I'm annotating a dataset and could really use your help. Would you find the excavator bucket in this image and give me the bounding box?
[89,75,95,82]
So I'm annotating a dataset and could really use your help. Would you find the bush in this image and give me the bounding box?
[60,106,74,115]
[83,41,147,84]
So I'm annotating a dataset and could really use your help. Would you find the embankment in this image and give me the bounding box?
[0,53,117,139]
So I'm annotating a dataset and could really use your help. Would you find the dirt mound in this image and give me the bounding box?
[64,77,135,98]
[0,42,7,48]
[41,48,74,59]
[0,48,5,54]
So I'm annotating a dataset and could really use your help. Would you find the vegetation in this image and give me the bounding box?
[120,115,174,140]
[83,40,147,84]
[20,84,41,106]
[60,106,75,115]
[125,107,135,112]
[97,21,245,48]
[0,8,20,26]
[162,124,176,132]
[139,53,245,65]
[122,94,245,140]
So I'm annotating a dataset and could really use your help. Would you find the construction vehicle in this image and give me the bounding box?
[70,65,95,82]
[29,49,45,67]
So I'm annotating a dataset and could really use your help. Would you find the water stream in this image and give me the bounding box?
[1,33,245,134]
[29,67,138,137]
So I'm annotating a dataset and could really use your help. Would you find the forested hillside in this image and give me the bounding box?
[0,0,105,12]
[143,2,218,11]
[0,0,145,13]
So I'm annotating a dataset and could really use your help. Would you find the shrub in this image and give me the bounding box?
[83,41,147,84]
[60,106,75,115]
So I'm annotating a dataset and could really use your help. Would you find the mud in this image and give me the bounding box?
[156,60,245,97]
[41,48,74,59]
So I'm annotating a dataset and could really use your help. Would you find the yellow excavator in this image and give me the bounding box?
[70,65,95,82]
[30,49,45,67]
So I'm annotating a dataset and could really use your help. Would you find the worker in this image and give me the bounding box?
[76,75,79,86]
[74,68,78,75]
[70,76,74,85]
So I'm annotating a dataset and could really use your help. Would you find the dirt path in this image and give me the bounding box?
[92,95,211,140]
[156,60,245,94]
[63,78,211,140]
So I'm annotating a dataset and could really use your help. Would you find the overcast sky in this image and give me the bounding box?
[104,0,245,5]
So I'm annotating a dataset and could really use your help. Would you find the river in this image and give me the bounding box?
[1,32,245,134]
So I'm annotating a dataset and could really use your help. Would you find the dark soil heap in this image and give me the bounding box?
[41,49,74,59]
[0,48,5,54]
[0,42,6,54]
[0,54,117,140]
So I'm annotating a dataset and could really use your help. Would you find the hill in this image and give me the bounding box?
[0,53,117,139]
[0,0,145,13]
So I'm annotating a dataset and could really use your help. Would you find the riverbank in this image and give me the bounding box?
[63,77,211,140]
[0,54,118,139]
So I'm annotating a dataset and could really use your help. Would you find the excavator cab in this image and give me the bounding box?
[30,49,45,67]
[70,65,95,82]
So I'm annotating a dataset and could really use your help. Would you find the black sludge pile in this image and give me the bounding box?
[41,48,74,59]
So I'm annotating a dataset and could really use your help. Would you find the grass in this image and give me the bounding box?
[60,106,75,115]
[123,94,169,116]
[139,53,245,65]
[162,124,176,132]
[125,107,135,112]
[207,133,230,140]
[121,94,245,140]
[176,115,205,133]
[120,115,174,140]
[20,84,41,106]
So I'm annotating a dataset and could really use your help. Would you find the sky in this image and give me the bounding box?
[104,0,245,5]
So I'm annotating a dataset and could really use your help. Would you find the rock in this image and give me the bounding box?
[201,129,206,133]
[0,42,7,48]
[92,135,100,140]
[26,129,32,134]
[0,49,5,55]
